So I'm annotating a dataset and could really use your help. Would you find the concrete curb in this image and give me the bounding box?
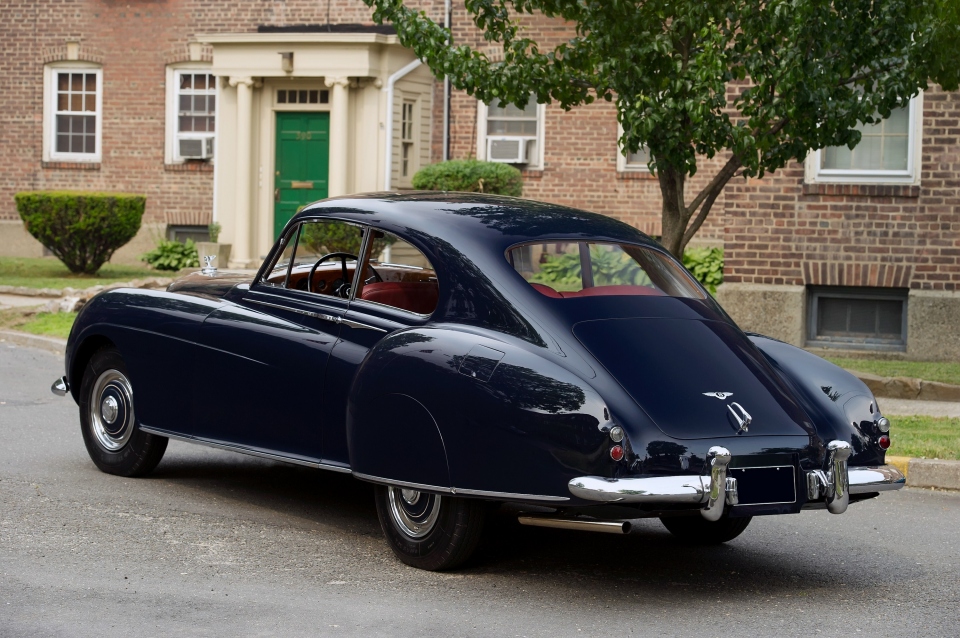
[0,330,67,356]
[853,371,960,403]
[886,455,960,491]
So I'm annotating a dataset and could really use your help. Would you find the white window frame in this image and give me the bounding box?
[43,62,103,163]
[617,124,651,172]
[476,100,546,170]
[400,97,418,179]
[165,64,217,164]
[805,93,923,185]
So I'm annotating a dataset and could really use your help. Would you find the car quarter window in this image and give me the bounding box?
[507,241,705,299]
[353,231,439,316]
[261,219,365,299]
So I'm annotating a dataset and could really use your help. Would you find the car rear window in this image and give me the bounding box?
[506,241,705,299]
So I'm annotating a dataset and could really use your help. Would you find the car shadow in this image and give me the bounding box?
[145,445,899,597]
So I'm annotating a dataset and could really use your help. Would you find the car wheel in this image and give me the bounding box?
[659,513,752,544]
[374,485,487,571]
[79,347,167,477]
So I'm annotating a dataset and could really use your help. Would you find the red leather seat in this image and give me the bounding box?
[360,281,439,315]
[559,285,665,298]
[530,283,562,298]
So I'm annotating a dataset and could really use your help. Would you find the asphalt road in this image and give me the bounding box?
[1,344,958,637]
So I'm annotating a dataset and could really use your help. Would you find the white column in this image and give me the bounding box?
[229,76,255,267]
[325,76,351,197]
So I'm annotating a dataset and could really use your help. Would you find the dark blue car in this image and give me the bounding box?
[53,193,904,570]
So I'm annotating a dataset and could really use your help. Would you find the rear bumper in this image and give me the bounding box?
[569,442,904,519]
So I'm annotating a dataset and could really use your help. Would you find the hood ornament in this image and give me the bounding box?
[201,254,218,275]
[703,392,733,400]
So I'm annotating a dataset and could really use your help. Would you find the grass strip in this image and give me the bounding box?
[825,357,960,387]
[888,415,960,460]
[18,312,77,340]
[0,257,156,290]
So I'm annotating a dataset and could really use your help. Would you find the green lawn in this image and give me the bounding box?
[825,357,960,386]
[0,257,157,290]
[889,415,960,460]
[18,312,78,339]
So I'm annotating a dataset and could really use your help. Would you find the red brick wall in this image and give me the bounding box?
[723,87,960,291]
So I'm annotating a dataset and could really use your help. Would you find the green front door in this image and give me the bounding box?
[274,112,330,237]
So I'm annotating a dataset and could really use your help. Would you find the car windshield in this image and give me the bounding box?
[506,241,705,299]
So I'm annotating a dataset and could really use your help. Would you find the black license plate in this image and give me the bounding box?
[728,465,797,505]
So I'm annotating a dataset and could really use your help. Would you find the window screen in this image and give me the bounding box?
[808,287,907,349]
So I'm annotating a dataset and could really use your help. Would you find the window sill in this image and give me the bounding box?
[802,183,920,198]
[617,170,657,181]
[164,161,215,173]
[42,161,100,171]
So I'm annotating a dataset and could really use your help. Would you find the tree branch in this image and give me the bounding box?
[680,155,743,249]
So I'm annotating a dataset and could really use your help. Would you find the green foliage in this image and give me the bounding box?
[15,191,145,275]
[682,247,724,295]
[207,222,222,243]
[412,160,523,196]
[141,239,199,271]
[300,222,394,257]
[529,248,653,290]
[363,0,950,255]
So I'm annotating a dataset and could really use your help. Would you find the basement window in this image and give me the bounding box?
[807,286,908,351]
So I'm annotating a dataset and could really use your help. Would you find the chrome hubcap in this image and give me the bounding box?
[387,487,440,539]
[89,369,135,451]
[101,395,119,424]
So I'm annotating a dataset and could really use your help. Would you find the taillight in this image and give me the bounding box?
[610,445,624,461]
[878,435,891,450]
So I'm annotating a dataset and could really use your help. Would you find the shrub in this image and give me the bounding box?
[15,191,145,275]
[412,159,523,197]
[141,239,200,271]
[207,222,222,243]
[682,246,724,295]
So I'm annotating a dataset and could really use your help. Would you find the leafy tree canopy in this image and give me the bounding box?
[364,0,959,256]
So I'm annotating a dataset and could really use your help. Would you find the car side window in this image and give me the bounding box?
[354,231,439,315]
[286,220,365,298]
[261,223,300,287]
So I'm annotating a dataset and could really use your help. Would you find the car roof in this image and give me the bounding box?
[295,192,657,254]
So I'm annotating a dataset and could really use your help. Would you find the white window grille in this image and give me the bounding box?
[401,100,415,177]
[173,70,216,161]
[45,65,102,162]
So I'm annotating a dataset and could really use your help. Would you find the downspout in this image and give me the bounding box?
[383,58,423,191]
[442,0,451,161]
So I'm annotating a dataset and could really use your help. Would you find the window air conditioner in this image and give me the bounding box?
[486,136,535,164]
[179,137,215,160]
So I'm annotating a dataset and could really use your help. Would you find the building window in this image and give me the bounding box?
[44,64,102,162]
[166,225,210,243]
[806,94,922,185]
[807,287,908,351]
[401,100,415,178]
[277,89,328,105]
[477,100,545,169]
[166,66,216,163]
[617,125,651,172]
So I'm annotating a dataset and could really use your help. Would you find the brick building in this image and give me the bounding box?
[1,1,957,359]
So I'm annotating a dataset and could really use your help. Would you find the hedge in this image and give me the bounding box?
[412,159,523,197]
[15,191,145,275]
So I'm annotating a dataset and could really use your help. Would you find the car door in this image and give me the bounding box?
[192,219,365,467]
[321,229,440,466]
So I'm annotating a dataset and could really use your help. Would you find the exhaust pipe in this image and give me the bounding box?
[518,516,631,535]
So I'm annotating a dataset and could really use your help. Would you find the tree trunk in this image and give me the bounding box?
[658,166,690,259]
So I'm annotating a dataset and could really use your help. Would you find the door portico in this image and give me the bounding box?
[199,30,434,267]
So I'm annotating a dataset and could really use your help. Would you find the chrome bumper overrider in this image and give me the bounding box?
[51,376,69,397]
[568,440,905,519]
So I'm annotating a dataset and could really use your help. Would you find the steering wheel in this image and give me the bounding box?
[308,252,357,297]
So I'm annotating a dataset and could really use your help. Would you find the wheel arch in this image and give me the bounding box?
[69,333,117,403]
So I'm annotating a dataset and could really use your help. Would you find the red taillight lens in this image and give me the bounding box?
[878,435,891,450]
[610,445,624,461]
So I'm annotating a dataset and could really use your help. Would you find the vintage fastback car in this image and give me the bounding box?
[53,193,904,570]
